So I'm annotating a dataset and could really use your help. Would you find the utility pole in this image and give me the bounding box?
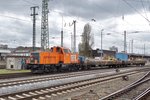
[73,20,76,53]
[41,0,49,50]
[61,16,63,47]
[124,31,127,53]
[61,30,63,47]
[128,41,130,53]
[30,6,39,51]
[131,39,133,53]
[71,32,73,52]
[101,29,104,59]
[144,43,145,55]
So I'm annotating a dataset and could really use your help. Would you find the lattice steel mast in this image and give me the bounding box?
[41,0,49,50]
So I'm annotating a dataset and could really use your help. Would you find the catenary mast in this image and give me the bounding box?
[41,0,49,50]
[30,6,39,51]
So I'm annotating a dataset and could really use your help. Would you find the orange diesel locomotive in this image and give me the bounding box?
[26,46,79,73]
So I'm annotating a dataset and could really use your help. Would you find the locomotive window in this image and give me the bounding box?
[56,47,62,53]
[64,49,70,53]
[50,48,53,52]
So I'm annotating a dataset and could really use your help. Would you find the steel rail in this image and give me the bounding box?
[100,71,150,100]
[133,87,150,100]
[0,69,110,88]
[0,72,32,79]
[0,71,140,99]
[0,67,147,89]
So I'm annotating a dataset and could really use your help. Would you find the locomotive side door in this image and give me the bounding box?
[56,47,64,64]
[62,48,71,64]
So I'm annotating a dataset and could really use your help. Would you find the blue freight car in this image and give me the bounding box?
[115,53,128,61]
[78,56,85,64]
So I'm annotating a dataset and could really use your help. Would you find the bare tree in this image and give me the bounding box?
[79,23,94,57]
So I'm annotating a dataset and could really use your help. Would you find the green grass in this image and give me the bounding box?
[0,69,31,74]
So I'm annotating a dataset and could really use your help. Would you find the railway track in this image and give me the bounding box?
[0,67,123,80]
[0,68,149,100]
[0,69,113,88]
[0,72,33,79]
[0,67,148,88]
[133,87,150,100]
[0,66,147,80]
[100,71,150,100]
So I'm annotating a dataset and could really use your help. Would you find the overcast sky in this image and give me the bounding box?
[0,0,150,54]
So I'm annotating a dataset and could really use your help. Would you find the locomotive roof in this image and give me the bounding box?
[51,46,70,50]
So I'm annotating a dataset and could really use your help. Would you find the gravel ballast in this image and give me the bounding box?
[72,71,148,100]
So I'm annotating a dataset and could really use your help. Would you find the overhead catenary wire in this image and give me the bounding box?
[0,14,31,22]
[49,1,148,35]
[122,0,150,24]
[125,0,150,3]
[0,0,149,50]
[22,0,40,6]
[140,0,149,20]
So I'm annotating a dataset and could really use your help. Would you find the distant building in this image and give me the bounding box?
[6,55,28,70]
[109,46,118,52]
[6,46,41,70]
[0,44,11,69]
[0,49,11,61]
[91,48,116,59]
[12,46,41,53]
[0,44,8,49]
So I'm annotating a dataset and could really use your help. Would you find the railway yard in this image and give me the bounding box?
[1,0,150,100]
[0,66,149,100]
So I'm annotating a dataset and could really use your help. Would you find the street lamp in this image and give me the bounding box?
[100,30,111,60]
[124,31,140,53]
[91,19,103,59]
